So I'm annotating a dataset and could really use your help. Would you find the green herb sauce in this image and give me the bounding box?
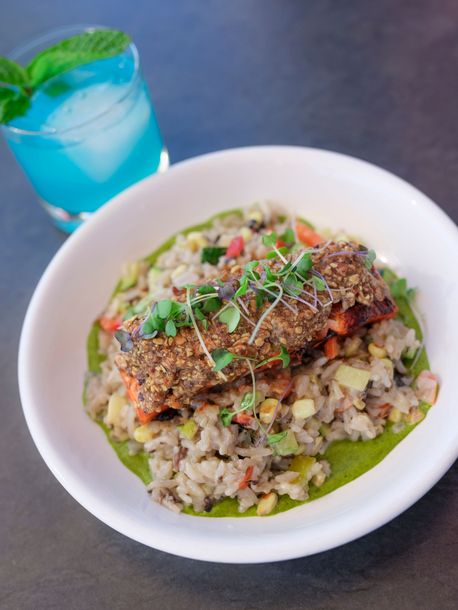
[85,212,432,517]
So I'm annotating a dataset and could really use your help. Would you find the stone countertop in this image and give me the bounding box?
[1,1,457,608]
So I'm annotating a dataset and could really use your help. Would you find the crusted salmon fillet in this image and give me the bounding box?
[115,241,396,417]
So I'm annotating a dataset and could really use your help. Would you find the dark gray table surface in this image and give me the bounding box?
[1,1,457,609]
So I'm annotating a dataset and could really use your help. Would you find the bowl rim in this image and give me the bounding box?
[18,145,458,563]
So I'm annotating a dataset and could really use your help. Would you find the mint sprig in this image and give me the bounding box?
[0,29,131,126]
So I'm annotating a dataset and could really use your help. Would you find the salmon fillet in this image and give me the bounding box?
[115,241,396,417]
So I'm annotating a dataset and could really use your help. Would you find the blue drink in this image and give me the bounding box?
[2,28,167,232]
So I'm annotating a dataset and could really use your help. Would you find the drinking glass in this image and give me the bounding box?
[1,26,168,233]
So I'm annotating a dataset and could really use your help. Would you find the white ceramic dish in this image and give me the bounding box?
[18,146,458,563]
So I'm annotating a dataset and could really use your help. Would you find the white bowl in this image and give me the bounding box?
[18,146,458,563]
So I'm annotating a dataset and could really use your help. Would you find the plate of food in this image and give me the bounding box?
[18,146,458,563]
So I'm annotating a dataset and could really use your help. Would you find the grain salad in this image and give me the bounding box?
[84,203,438,516]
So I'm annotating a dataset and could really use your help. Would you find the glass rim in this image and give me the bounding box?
[1,24,141,138]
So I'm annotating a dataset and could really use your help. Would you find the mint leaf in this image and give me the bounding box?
[0,88,30,124]
[0,57,29,87]
[27,29,131,89]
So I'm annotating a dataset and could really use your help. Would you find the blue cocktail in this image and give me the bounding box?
[1,27,168,232]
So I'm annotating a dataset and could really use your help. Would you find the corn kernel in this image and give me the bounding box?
[259,398,279,424]
[344,336,361,357]
[171,264,187,279]
[381,358,394,375]
[388,407,402,423]
[104,394,126,427]
[368,343,387,359]
[186,231,209,252]
[248,210,263,224]
[217,235,232,247]
[256,492,278,516]
[147,267,162,292]
[312,471,326,487]
[406,408,425,425]
[353,396,366,410]
[291,398,316,419]
[240,227,253,242]
[133,424,156,443]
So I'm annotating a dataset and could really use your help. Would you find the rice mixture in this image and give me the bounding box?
[85,203,438,515]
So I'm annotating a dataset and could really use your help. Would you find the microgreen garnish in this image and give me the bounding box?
[262,232,277,247]
[280,227,295,245]
[0,30,131,125]
[218,305,241,333]
[364,249,376,269]
[220,361,258,426]
[157,299,173,319]
[311,274,327,291]
[165,319,177,337]
[220,408,235,426]
[201,246,227,265]
[114,329,133,352]
[211,348,236,372]
[267,430,287,444]
[256,346,290,369]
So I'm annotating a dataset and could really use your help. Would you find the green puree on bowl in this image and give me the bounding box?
[85,211,432,518]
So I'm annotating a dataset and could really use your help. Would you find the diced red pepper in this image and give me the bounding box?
[324,336,339,359]
[238,466,254,490]
[226,235,245,258]
[295,222,324,247]
[99,315,122,333]
[276,238,287,249]
[377,403,393,418]
[233,412,254,426]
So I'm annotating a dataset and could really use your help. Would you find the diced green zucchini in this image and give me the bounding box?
[177,419,198,440]
[334,364,371,391]
[291,398,316,419]
[289,455,316,481]
[147,267,162,293]
[272,430,299,456]
[118,262,140,292]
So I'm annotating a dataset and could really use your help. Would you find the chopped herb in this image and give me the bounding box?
[212,348,236,372]
[201,246,227,265]
[218,305,241,333]
[220,408,234,426]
